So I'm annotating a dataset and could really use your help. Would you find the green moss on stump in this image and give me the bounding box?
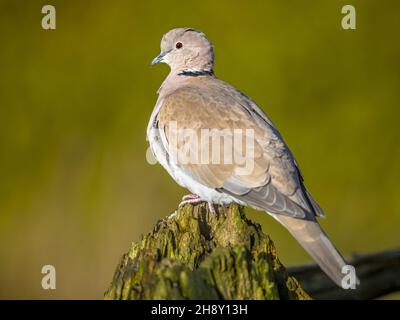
[104,203,310,300]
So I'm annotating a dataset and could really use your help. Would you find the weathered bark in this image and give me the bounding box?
[104,203,310,300]
[287,249,400,299]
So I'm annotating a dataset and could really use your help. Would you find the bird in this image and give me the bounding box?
[147,27,353,287]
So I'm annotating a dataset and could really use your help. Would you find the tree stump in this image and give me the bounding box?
[104,203,310,300]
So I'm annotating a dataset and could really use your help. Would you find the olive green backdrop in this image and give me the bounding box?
[0,0,399,299]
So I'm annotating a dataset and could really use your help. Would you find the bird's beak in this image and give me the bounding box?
[151,50,170,66]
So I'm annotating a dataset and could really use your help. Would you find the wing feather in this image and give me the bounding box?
[157,78,322,219]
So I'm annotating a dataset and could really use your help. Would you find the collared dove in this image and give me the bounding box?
[148,27,354,287]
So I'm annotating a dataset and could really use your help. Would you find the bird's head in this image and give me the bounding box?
[151,28,214,74]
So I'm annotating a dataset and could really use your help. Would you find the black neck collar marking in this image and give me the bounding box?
[178,70,214,77]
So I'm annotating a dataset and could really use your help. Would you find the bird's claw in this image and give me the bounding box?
[179,194,216,214]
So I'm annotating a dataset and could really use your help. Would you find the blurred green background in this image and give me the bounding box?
[0,0,399,299]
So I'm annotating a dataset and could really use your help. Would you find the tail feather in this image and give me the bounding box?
[272,214,348,287]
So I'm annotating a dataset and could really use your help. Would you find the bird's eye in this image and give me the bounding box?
[175,42,183,49]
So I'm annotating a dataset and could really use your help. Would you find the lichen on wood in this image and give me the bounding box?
[104,203,310,300]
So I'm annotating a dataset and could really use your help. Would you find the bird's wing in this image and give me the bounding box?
[156,79,321,219]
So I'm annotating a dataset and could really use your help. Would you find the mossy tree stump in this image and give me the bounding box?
[105,203,310,300]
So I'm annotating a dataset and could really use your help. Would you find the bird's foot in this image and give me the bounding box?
[181,194,201,202]
[179,194,216,214]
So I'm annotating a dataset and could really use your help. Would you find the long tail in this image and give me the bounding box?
[272,214,348,287]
